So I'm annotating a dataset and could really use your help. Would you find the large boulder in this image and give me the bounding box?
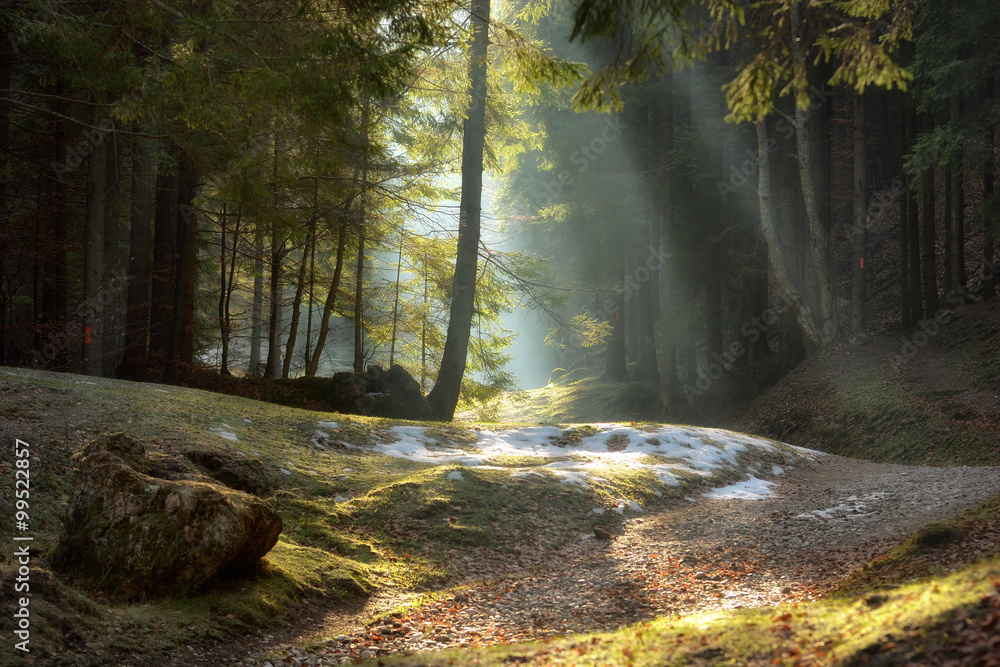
[53,433,282,600]
[370,364,431,421]
[182,446,275,497]
[327,371,376,415]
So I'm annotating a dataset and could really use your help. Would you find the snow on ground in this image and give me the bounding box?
[322,421,822,505]
[794,492,889,520]
[702,475,777,500]
[210,425,239,441]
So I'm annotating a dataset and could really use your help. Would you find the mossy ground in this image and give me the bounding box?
[0,367,786,665]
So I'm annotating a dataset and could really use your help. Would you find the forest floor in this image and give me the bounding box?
[220,454,1000,666]
[2,303,1000,666]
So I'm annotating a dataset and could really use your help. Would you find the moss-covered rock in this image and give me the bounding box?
[53,433,282,600]
[182,445,275,497]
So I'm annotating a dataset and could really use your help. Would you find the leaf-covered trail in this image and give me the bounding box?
[186,455,1000,666]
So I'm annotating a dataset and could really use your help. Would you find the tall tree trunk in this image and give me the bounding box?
[635,241,659,384]
[426,0,490,421]
[389,235,404,367]
[249,222,264,375]
[120,134,153,379]
[264,221,283,379]
[905,98,922,320]
[984,78,997,301]
[282,231,311,379]
[950,97,966,297]
[163,160,195,383]
[657,72,677,408]
[0,25,10,365]
[307,216,349,377]
[218,204,231,375]
[150,143,179,362]
[42,78,68,335]
[284,173,319,378]
[605,290,626,381]
[101,131,121,376]
[82,126,108,376]
[178,169,198,364]
[265,135,282,379]
[943,166,953,296]
[789,2,838,346]
[353,123,369,375]
[353,223,365,374]
[920,157,940,316]
[754,119,824,347]
[850,90,867,336]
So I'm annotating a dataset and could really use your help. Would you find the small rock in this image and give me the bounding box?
[594,527,612,540]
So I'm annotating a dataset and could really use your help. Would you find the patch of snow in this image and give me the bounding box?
[795,492,889,520]
[210,426,239,441]
[279,468,292,476]
[702,475,776,500]
[447,470,465,481]
[326,423,814,498]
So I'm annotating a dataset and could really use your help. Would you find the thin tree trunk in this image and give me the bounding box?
[0,26,10,365]
[353,120,369,375]
[218,204,231,375]
[636,241,659,384]
[304,203,317,368]
[264,220,283,379]
[920,115,940,316]
[282,231,312,379]
[657,71,677,408]
[307,215,349,377]
[120,134,153,379]
[101,131,121,376]
[265,134,282,379]
[984,78,997,300]
[389,234,403,367]
[353,223,365,374]
[943,166,953,295]
[426,0,491,421]
[150,143,179,362]
[42,77,68,335]
[905,98,922,320]
[82,126,108,376]
[605,290,626,381]
[179,169,198,364]
[249,222,264,375]
[850,90,867,336]
[164,160,195,383]
[222,210,241,375]
[950,97,966,296]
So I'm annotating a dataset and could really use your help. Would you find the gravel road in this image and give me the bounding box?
[185,454,1000,666]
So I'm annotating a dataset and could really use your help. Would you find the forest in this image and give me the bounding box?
[0,0,997,423]
[3,0,1000,665]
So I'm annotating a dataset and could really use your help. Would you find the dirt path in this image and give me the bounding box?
[184,454,1000,666]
